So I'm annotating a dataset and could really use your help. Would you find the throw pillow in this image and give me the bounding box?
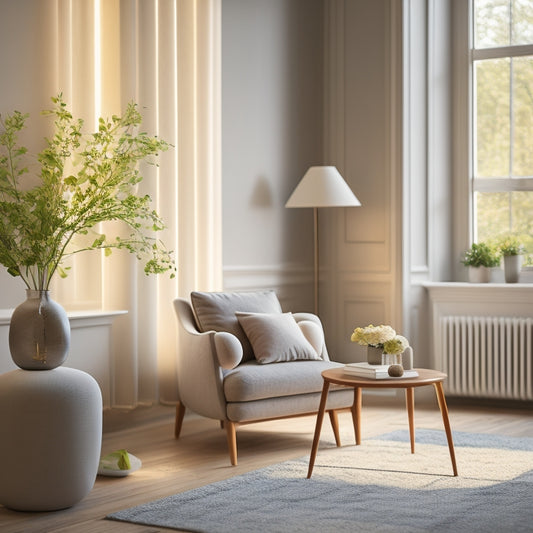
[236,312,321,364]
[190,290,283,362]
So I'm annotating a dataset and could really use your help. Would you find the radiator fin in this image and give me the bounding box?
[439,316,533,400]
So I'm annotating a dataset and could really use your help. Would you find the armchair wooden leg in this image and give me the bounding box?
[328,410,341,447]
[225,420,238,466]
[174,402,186,439]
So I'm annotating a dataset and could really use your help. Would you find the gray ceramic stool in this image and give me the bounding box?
[0,367,102,511]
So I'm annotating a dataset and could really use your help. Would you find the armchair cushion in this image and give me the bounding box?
[236,312,321,364]
[191,290,282,362]
[224,359,345,402]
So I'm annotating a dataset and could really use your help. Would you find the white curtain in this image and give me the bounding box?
[48,0,223,407]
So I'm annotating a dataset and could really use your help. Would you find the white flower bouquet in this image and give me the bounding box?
[351,324,409,355]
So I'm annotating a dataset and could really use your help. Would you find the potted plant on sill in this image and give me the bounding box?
[0,94,175,370]
[498,235,525,283]
[461,242,500,283]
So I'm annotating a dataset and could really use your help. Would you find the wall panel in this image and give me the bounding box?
[321,0,403,361]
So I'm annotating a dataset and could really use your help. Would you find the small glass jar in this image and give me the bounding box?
[382,352,402,366]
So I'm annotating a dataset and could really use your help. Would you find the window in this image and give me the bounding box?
[471,0,533,263]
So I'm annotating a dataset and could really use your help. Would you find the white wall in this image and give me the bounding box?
[320,0,454,368]
[0,1,223,409]
[0,0,59,309]
[221,0,324,311]
[221,0,407,363]
[0,0,457,381]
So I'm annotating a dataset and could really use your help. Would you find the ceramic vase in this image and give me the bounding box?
[9,290,70,370]
[468,266,491,283]
[503,255,522,283]
[367,345,383,365]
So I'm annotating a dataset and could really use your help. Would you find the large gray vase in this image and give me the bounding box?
[9,290,70,370]
[503,254,522,283]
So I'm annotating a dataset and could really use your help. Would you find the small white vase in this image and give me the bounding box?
[468,266,491,283]
[503,255,522,283]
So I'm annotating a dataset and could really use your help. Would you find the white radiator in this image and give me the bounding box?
[439,316,533,400]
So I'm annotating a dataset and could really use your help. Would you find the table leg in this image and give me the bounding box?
[307,380,330,478]
[405,387,415,453]
[351,386,362,445]
[433,382,458,476]
[328,410,341,447]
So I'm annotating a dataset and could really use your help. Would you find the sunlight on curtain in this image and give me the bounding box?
[51,0,222,407]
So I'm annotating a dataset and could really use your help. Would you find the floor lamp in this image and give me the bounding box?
[285,166,361,315]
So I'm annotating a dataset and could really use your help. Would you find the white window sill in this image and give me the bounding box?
[0,309,127,409]
[0,309,127,327]
[422,281,533,306]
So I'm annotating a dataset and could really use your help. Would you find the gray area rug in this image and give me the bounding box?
[107,429,533,532]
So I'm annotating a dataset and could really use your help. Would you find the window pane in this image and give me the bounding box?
[475,59,510,177]
[472,2,533,267]
[475,192,510,241]
[512,56,533,176]
[475,0,510,48]
[476,192,533,264]
[512,0,533,45]
[511,191,533,264]
[511,191,533,234]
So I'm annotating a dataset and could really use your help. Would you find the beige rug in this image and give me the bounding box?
[108,430,533,532]
[307,432,529,489]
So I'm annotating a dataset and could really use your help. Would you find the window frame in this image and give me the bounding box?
[469,3,533,241]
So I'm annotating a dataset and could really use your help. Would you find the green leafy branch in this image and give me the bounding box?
[0,94,175,290]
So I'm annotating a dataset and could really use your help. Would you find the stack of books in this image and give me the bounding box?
[344,362,419,379]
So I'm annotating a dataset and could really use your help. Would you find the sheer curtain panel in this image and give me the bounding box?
[0,0,222,407]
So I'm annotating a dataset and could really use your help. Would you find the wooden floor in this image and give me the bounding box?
[1,393,533,533]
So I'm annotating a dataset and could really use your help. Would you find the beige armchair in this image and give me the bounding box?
[173,290,354,465]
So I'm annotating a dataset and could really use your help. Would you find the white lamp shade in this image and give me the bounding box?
[285,166,361,208]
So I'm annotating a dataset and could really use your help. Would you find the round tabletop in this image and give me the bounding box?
[322,367,447,389]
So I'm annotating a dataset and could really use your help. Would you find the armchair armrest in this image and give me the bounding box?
[293,312,330,361]
[214,332,243,369]
[173,298,227,420]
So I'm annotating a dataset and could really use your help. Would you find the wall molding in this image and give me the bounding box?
[223,264,313,311]
[223,264,312,289]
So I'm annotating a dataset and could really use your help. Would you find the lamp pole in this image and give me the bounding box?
[285,166,361,316]
[313,207,319,315]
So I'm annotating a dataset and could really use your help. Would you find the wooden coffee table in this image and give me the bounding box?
[307,367,458,478]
